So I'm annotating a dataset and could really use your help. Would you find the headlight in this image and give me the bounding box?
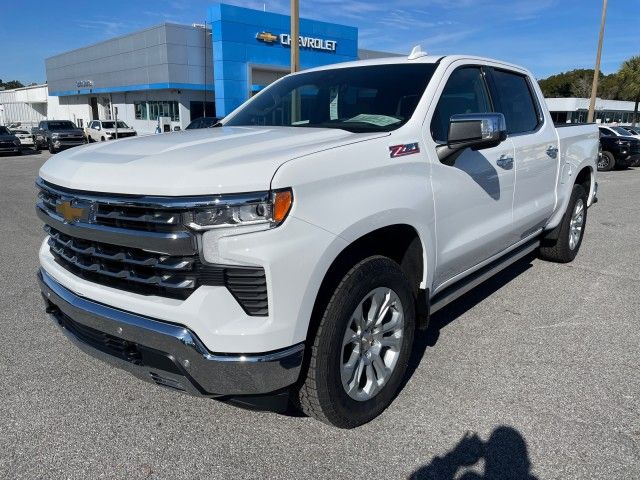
[186,189,293,231]
[51,133,60,138]
[13,139,21,146]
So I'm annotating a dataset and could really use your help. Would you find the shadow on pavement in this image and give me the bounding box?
[409,427,538,480]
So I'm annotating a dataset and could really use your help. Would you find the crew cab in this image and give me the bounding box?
[85,120,137,142]
[34,120,86,153]
[36,54,598,428]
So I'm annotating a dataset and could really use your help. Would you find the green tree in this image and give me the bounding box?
[0,79,25,89]
[618,56,640,126]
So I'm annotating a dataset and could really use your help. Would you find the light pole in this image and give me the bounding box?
[290,0,300,73]
[588,0,608,123]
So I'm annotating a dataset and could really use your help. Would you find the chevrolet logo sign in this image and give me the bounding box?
[256,31,278,43]
[55,200,92,223]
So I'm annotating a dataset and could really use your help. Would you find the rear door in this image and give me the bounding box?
[428,65,516,289]
[488,68,558,240]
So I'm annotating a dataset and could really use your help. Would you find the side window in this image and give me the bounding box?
[598,127,612,137]
[431,67,492,143]
[491,69,539,134]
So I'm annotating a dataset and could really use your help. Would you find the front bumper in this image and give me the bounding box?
[52,139,85,148]
[0,146,20,153]
[38,268,304,397]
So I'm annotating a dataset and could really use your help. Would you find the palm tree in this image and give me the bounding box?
[619,56,640,126]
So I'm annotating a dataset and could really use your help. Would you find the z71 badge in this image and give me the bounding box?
[389,142,420,158]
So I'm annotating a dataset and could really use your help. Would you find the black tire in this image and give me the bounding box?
[100,136,105,142]
[597,151,615,171]
[296,256,415,428]
[539,184,588,263]
[48,140,56,154]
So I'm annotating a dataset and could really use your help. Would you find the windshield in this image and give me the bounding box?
[0,126,11,135]
[101,121,128,129]
[611,126,632,136]
[48,121,77,130]
[13,130,29,134]
[224,64,438,133]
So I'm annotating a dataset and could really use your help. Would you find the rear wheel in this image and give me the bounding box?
[296,256,415,428]
[597,151,615,171]
[539,184,588,263]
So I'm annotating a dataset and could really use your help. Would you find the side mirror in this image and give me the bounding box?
[438,113,507,164]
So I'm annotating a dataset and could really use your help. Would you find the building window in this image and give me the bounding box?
[135,102,148,120]
[148,101,180,121]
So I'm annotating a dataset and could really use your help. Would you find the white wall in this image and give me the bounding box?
[110,89,208,135]
[2,84,211,133]
[0,84,48,128]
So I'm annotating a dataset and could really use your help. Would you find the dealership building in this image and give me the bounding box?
[0,3,395,134]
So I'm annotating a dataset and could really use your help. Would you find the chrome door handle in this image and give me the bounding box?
[496,155,513,169]
[546,146,558,158]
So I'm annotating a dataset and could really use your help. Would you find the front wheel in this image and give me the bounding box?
[48,141,56,154]
[296,256,415,428]
[597,151,615,171]
[539,184,588,263]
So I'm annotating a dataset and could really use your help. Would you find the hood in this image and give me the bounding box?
[0,134,18,141]
[39,126,385,195]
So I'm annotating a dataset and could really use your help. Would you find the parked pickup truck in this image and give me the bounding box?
[36,54,598,428]
[598,129,640,170]
[34,120,86,153]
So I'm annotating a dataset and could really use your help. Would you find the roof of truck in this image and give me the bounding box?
[301,54,529,76]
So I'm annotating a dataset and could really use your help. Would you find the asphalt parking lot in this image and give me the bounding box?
[0,149,638,479]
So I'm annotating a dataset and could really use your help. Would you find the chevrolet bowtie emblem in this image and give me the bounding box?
[256,31,278,43]
[56,200,90,223]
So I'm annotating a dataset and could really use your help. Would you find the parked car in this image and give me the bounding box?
[36,54,598,428]
[0,126,21,155]
[85,120,137,142]
[619,125,640,139]
[598,134,640,171]
[186,116,220,129]
[34,120,86,153]
[11,129,35,150]
[599,125,636,138]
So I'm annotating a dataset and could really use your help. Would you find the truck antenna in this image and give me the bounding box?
[408,45,428,60]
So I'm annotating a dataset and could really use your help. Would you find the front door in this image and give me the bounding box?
[428,65,516,290]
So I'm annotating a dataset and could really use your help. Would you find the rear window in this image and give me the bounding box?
[492,69,540,134]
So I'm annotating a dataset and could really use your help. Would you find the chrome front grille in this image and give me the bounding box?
[37,178,269,314]
[38,181,184,233]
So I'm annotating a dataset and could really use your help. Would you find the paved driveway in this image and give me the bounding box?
[0,151,638,479]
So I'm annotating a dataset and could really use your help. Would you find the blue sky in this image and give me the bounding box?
[1,0,639,84]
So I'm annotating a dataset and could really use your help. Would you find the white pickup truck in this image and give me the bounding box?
[36,53,598,428]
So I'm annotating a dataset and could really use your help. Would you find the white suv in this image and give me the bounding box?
[85,120,137,142]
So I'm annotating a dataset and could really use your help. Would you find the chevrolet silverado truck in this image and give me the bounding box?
[36,54,598,428]
[34,120,86,153]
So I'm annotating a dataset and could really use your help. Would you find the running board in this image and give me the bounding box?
[430,239,540,314]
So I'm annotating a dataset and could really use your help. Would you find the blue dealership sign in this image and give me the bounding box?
[208,3,358,116]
